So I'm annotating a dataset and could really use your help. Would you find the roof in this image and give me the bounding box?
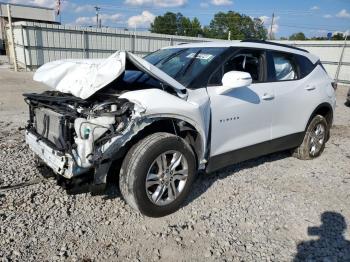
[0,2,54,11]
[165,40,319,64]
[0,2,56,23]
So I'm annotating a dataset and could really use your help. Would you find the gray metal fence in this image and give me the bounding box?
[10,21,216,69]
[7,21,350,85]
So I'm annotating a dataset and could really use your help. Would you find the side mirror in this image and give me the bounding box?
[217,71,252,94]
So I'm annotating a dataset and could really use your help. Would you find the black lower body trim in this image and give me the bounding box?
[206,132,305,173]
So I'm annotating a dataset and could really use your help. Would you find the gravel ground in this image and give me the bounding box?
[0,69,350,261]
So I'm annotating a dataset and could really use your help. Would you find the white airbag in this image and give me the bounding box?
[273,56,296,81]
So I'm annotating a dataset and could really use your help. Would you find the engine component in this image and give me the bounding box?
[34,107,73,150]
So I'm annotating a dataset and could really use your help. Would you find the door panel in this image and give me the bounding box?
[207,83,274,157]
[267,51,321,139]
[269,79,306,138]
[270,73,326,139]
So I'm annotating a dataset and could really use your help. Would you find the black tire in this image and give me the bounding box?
[293,114,328,160]
[119,132,196,217]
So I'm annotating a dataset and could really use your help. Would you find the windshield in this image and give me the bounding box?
[144,47,226,87]
[117,47,226,90]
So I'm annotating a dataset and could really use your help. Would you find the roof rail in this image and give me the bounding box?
[241,39,309,53]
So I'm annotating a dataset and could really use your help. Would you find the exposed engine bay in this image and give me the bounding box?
[24,91,136,174]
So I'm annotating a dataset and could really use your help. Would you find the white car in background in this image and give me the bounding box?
[24,40,336,217]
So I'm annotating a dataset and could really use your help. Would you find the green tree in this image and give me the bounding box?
[189,18,202,37]
[150,12,177,35]
[202,11,267,40]
[332,33,345,40]
[289,32,307,40]
[150,12,202,37]
[310,36,327,40]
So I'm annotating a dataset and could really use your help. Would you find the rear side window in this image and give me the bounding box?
[271,52,298,81]
[296,55,316,78]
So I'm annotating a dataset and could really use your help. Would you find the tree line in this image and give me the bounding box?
[150,11,267,40]
[283,32,347,41]
[150,12,347,41]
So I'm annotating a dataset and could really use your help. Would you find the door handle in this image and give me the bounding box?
[305,85,316,91]
[261,93,274,100]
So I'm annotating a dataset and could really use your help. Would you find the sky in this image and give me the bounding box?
[5,0,350,38]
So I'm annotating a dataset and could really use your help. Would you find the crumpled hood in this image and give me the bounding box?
[33,51,186,100]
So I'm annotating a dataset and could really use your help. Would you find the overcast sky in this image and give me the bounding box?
[5,0,350,38]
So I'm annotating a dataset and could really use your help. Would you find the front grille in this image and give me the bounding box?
[34,107,72,150]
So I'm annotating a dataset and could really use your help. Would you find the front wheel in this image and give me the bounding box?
[119,132,196,217]
[293,114,328,160]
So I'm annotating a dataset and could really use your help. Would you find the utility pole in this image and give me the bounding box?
[269,12,275,40]
[228,30,231,40]
[94,6,100,28]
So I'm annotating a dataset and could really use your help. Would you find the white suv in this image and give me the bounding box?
[25,40,336,217]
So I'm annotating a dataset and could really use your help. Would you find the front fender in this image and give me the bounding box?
[120,89,208,164]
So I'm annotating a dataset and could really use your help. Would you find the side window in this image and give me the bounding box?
[296,55,316,78]
[272,52,298,81]
[207,49,265,85]
[224,51,263,83]
[271,52,298,81]
[208,67,222,86]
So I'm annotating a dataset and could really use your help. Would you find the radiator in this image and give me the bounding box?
[34,107,70,150]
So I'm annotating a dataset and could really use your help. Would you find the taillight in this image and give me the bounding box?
[331,81,337,91]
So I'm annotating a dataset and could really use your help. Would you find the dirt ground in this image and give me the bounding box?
[0,68,349,261]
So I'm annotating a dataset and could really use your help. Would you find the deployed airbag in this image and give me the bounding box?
[273,55,296,81]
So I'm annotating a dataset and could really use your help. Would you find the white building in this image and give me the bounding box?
[0,2,58,54]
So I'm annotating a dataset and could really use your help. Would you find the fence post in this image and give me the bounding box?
[24,24,32,70]
[7,4,18,72]
[335,36,347,83]
[169,37,173,46]
[20,25,27,71]
[133,29,137,54]
[82,30,86,58]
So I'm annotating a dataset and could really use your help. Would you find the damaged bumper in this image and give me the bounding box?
[25,131,88,179]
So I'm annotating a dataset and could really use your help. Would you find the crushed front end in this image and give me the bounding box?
[24,91,138,184]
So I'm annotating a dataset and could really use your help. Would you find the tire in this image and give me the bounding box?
[293,114,328,160]
[119,132,196,217]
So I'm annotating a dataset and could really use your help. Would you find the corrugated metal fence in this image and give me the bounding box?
[7,21,350,85]
[9,21,216,68]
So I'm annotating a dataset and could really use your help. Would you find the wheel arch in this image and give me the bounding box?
[303,102,333,143]
[306,102,333,130]
[106,116,207,183]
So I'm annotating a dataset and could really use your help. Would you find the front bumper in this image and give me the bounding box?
[25,131,88,179]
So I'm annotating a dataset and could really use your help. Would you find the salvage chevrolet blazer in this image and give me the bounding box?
[24,40,336,217]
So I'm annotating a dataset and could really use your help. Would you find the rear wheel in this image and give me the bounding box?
[119,132,196,217]
[293,115,328,160]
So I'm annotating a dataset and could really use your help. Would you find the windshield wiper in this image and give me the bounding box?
[179,49,202,77]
